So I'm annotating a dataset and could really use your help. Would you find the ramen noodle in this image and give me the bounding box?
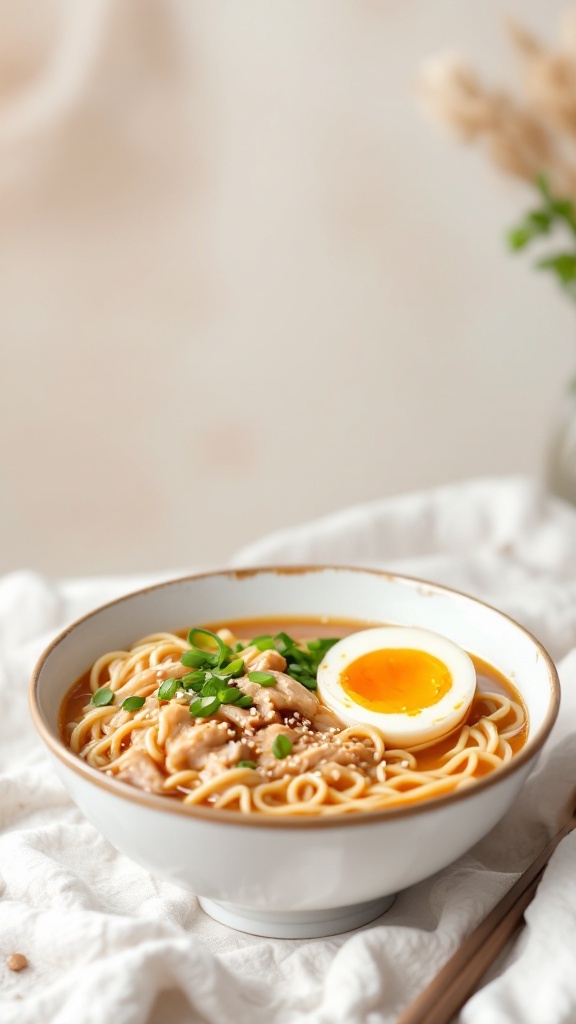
[60,619,528,816]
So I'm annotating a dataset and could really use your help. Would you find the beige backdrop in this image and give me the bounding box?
[0,0,573,576]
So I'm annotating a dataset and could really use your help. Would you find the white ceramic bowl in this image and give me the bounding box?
[30,567,559,938]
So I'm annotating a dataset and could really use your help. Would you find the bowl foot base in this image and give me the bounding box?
[198,893,396,938]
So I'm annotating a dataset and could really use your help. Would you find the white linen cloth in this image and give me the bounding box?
[3,476,576,1024]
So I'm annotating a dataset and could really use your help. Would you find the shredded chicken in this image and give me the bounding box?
[239,647,287,672]
[237,670,319,721]
[165,717,231,773]
[106,637,381,796]
[114,748,166,793]
[247,650,287,673]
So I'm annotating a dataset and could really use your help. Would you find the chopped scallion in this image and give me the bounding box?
[189,695,221,718]
[91,687,114,707]
[201,677,224,698]
[158,678,179,701]
[247,671,276,687]
[272,734,292,759]
[252,635,275,651]
[121,695,146,711]
[181,671,207,692]
[218,688,241,704]
[181,649,211,669]
[238,760,257,769]
[216,658,245,679]
[187,627,231,668]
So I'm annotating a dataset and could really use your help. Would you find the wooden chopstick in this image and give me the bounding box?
[396,806,576,1024]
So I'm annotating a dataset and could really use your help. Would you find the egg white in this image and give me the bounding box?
[317,626,477,748]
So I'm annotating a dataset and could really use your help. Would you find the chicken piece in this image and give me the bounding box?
[114,748,166,793]
[236,680,280,725]
[311,707,344,733]
[157,701,194,745]
[115,660,189,704]
[165,718,231,773]
[254,723,299,773]
[238,645,261,669]
[201,739,256,779]
[290,738,373,774]
[217,704,255,730]
[262,735,374,780]
[247,650,287,673]
[238,670,319,721]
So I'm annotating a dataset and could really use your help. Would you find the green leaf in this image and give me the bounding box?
[91,686,114,707]
[536,172,551,200]
[507,225,532,251]
[121,695,146,711]
[272,734,293,759]
[537,252,576,283]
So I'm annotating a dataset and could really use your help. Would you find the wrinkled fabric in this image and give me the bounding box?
[2,477,576,1024]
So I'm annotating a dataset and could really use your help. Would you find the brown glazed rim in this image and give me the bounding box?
[29,566,561,829]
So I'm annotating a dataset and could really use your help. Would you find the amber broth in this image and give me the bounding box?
[59,616,528,774]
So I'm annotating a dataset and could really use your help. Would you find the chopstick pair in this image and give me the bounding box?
[396,804,576,1024]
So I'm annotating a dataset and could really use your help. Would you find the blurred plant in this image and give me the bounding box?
[421,13,576,304]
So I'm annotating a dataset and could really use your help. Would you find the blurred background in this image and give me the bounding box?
[1,0,574,577]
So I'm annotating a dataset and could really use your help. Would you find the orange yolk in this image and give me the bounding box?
[340,648,452,715]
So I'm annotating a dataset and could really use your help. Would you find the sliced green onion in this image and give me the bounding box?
[238,760,257,769]
[200,679,221,699]
[218,688,241,704]
[247,671,276,687]
[121,695,146,711]
[216,658,245,679]
[181,649,211,669]
[189,695,221,718]
[181,670,207,692]
[299,677,318,691]
[274,632,297,654]
[235,642,245,652]
[272,734,293,759]
[158,677,179,701]
[307,638,339,653]
[187,628,231,668]
[91,686,114,707]
[252,635,275,651]
[236,695,254,709]
[289,667,317,686]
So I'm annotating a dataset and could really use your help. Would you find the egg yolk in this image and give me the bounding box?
[340,648,452,715]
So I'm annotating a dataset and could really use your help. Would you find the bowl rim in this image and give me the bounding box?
[29,565,561,829]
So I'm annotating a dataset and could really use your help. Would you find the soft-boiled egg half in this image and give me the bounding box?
[317,627,477,749]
